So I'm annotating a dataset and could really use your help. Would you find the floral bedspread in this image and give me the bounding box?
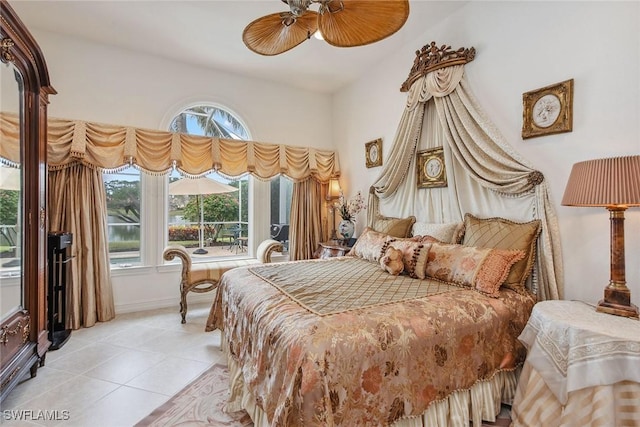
[206,257,536,426]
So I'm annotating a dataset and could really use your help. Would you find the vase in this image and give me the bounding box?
[338,219,355,240]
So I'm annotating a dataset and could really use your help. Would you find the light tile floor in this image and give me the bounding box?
[1,303,223,427]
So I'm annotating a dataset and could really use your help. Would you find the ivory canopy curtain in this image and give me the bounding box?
[369,53,563,301]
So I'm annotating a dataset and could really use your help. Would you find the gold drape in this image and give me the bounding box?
[1,112,340,324]
[48,164,115,328]
[290,178,326,260]
[0,113,341,180]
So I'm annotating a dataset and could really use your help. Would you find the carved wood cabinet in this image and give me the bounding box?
[0,0,55,402]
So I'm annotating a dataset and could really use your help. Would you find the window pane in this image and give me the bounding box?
[169,106,248,140]
[167,104,251,260]
[270,176,292,251]
[104,167,141,267]
[167,170,249,258]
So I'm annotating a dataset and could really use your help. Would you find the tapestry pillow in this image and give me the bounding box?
[385,240,432,279]
[412,221,463,244]
[348,227,394,263]
[461,213,541,288]
[372,215,416,238]
[424,242,525,296]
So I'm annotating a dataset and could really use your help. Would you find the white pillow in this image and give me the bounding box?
[411,221,462,244]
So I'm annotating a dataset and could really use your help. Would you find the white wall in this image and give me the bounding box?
[36,30,332,147]
[333,2,640,305]
[33,30,333,313]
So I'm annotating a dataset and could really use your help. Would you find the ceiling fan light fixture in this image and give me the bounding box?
[245,0,409,55]
[285,0,312,16]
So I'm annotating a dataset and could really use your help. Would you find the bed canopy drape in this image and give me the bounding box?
[0,112,339,327]
[368,42,563,301]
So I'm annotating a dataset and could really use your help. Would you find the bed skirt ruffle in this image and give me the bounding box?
[222,337,519,427]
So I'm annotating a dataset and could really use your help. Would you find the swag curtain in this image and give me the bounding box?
[41,116,340,181]
[369,63,563,301]
[1,112,340,328]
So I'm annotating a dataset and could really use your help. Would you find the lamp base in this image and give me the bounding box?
[596,298,639,320]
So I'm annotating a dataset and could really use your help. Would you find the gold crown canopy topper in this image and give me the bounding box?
[400,41,476,92]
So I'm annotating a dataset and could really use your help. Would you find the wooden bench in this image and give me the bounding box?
[163,239,284,323]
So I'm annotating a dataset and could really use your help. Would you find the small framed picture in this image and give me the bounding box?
[417,147,447,188]
[365,138,382,168]
[522,79,573,139]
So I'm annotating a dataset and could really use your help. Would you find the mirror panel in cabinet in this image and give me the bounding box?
[0,59,23,322]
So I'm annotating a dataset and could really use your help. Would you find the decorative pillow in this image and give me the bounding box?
[348,227,394,263]
[372,215,416,238]
[425,242,525,296]
[461,214,541,288]
[386,240,432,279]
[379,246,404,276]
[411,221,462,244]
[415,235,442,244]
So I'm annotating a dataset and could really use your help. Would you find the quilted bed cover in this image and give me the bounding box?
[206,257,536,426]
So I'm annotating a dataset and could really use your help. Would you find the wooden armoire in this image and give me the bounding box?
[0,0,55,402]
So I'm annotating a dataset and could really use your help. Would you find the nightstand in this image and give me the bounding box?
[511,300,640,426]
[313,240,352,259]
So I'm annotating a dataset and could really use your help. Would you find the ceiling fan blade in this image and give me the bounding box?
[243,11,319,56]
[318,0,409,48]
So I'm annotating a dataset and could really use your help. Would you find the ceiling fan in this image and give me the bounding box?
[242,0,410,56]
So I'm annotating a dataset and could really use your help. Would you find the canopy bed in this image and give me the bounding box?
[206,41,564,426]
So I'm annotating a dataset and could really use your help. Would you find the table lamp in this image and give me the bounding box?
[561,155,640,319]
[326,178,341,241]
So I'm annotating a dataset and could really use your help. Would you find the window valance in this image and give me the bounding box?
[0,112,340,182]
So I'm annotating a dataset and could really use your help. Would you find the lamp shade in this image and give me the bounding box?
[561,155,640,207]
[327,178,341,200]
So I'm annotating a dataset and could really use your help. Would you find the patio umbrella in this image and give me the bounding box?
[0,166,20,191]
[168,176,238,254]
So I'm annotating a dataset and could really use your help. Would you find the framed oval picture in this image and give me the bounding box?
[522,79,573,139]
[365,138,382,168]
[417,147,447,188]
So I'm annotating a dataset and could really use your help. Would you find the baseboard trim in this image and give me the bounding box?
[115,294,213,315]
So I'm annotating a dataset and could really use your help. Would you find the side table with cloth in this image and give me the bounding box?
[511,300,640,426]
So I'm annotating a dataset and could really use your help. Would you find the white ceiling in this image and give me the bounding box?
[10,0,467,94]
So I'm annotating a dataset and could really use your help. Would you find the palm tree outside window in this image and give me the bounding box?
[167,105,251,259]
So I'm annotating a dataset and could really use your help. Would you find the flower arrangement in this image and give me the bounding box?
[337,190,366,221]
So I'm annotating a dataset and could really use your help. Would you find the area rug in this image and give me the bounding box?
[137,363,512,427]
[135,363,252,427]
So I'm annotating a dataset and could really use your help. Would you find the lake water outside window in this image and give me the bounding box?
[104,166,141,267]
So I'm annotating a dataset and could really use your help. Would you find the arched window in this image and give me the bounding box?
[166,104,290,259]
[169,105,249,140]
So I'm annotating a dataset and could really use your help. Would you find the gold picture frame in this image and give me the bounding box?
[417,147,447,188]
[522,79,573,139]
[365,138,382,168]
